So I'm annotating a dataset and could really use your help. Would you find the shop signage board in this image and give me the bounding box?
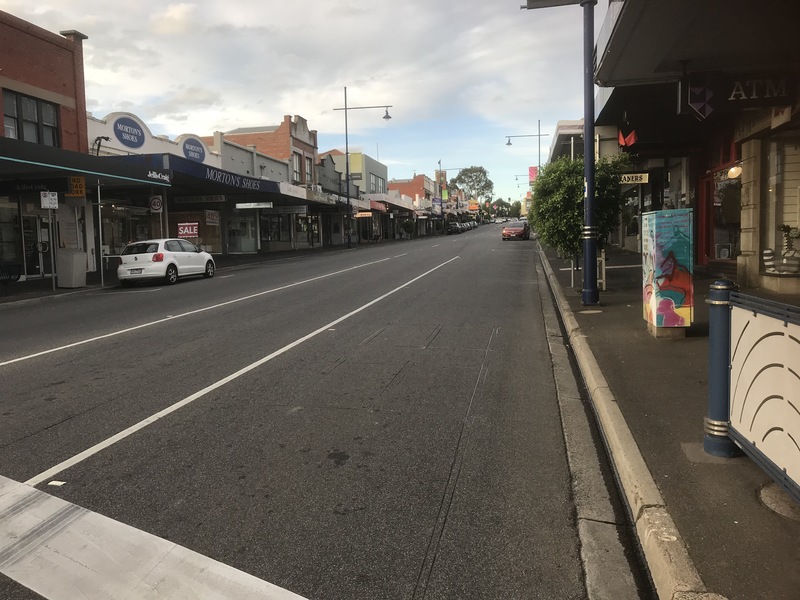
[205,210,220,226]
[0,179,67,194]
[113,116,146,149]
[620,173,649,184]
[182,137,206,162]
[235,202,273,209]
[65,176,86,197]
[178,222,199,237]
[261,206,307,215]
[175,195,226,204]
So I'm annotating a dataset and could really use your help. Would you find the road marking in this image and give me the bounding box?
[394,253,408,258]
[0,257,393,368]
[0,476,307,600]
[431,244,440,248]
[25,257,460,486]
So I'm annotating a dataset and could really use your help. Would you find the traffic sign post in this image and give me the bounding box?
[40,192,59,290]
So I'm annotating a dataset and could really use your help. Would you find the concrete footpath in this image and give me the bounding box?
[538,244,800,600]
[3,240,800,599]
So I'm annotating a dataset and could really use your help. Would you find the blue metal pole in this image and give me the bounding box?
[704,279,741,457]
[580,0,599,305]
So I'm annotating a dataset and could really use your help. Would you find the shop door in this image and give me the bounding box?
[22,215,53,277]
[697,177,712,266]
[228,214,257,253]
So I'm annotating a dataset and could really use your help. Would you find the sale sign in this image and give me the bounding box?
[177,222,199,237]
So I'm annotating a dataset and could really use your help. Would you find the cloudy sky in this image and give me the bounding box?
[1,0,608,203]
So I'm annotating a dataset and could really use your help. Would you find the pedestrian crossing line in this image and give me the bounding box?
[0,476,307,600]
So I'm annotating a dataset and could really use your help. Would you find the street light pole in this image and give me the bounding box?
[333,87,393,250]
[521,0,598,305]
[505,120,549,170]
[344,87,351,248]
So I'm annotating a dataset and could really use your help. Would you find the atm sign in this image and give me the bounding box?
[178,222,199,237]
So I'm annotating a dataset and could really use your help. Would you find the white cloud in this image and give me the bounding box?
[150,3,198,35]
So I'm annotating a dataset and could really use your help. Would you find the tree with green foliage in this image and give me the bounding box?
[450,166,494,204]
[510,200,522,218]
[492,198,511,217]
[530,154,631,258]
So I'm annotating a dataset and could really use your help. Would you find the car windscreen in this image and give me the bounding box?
[122,243,159,255]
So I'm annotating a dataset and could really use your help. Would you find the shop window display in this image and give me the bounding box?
[712,175,741,260]
[760,139,800,275]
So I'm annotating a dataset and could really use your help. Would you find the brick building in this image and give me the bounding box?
[203,115,318,187]
[1,10,89,152]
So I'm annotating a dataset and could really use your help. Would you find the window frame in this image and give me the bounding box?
[2,89,60,146]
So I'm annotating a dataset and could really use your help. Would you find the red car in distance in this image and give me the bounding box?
[502,220,531,241]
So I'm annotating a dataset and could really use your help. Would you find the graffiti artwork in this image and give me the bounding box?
[642,209,694,327]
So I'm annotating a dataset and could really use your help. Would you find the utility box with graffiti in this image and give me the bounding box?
[642,209,694,337]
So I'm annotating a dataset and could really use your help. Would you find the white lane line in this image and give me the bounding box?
[0,257,392,368]
[0,476,307,600]
[394,253,408,258]
[25,256,460,486]
[431,244,440,248]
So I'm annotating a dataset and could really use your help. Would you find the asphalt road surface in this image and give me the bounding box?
[0,226,653,599]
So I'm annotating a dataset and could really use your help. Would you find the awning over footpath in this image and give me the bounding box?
[0,137,170,192]
[105,153,280,195]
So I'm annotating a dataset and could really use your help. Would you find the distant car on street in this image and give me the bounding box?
[447,222,462,235]
[502,220,531,241]
[117,238,215,286]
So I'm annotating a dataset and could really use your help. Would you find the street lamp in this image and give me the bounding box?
[521,0,599,305]
[505,120,550,170]
[333,86,392,249]
[93,135,110,156]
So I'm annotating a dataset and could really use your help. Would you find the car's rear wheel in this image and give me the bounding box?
[203,261,215,278]
[165,264,178,285]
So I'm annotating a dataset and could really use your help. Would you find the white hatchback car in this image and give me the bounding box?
[117,238,215,286]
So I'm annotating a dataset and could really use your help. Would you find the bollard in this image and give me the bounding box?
[704,280,742,457]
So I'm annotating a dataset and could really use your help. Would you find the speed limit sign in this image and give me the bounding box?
[149,195,163,213]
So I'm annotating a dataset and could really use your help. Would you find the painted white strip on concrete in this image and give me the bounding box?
[25,257,460,487]
[0,257,392,368]
[558,264,640,271]
[0,476,307,600]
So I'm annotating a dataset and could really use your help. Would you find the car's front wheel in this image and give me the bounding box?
[165,264,179,285]
[203,261,215,278]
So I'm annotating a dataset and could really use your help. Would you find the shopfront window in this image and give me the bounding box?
[0,198,21,262]
[711,171,741,260]
[761,138,800,273]
[101,204,155,255]
[296,215,320,246]
[227,213,257,253]
[260,214,291,242]
[170,210,222,253]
